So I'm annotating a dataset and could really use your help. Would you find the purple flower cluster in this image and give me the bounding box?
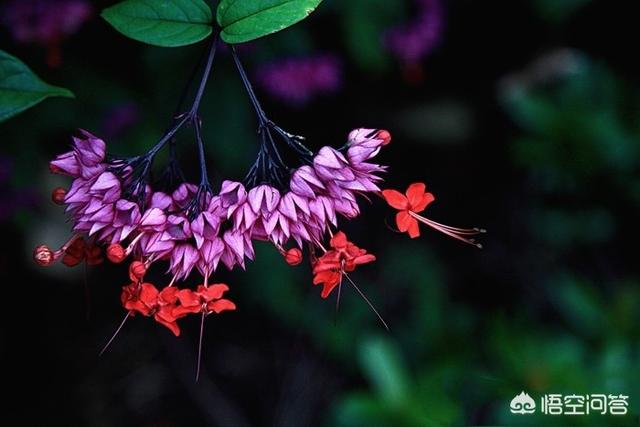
[49,128,390,282]
[2,0,91,45]
[384,0,444,65]
[255,55,342,106]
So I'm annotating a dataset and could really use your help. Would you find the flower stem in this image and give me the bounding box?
[232,46,315,188]
[146,33,219,160]
[231,46,268,124]
[190,34,218,117]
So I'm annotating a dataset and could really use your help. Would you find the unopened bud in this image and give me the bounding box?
[129,261,147,282]
[33,245,54,266]
[284,248,303,266]
[377,130,392,146]
[107,244,126,264]
[51,187,67,205]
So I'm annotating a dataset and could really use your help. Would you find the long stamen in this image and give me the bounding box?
[343,273,390,331]
[195,311,206,382]
[335,267,343,321]
[313,238,328,253]
[409,211,484,248]
[168,273,179,287]
[99,311,131,356]
[416,216,486,234]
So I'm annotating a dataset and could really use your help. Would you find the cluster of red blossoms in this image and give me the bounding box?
[312,231,376,299]
[119,261,235,337]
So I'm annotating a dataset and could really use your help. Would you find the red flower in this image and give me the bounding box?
[382,183,434,238]
[59,237,103,266]
[174,284,236,317]
[121,282,159,316]
[120,282,181,336]
[382,182,484,247]
[312,231,375,298]
[62,237,86,266]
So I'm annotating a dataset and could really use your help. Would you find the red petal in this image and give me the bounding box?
[313,259,340,274]
[330,231,348,250]
[139,283,159,306]
[196,283,229,302]
[396,211,413,232]
[408,217,421,238]
[382,189,409,210]
[313,270,339,285]
[172,305,201,318]
[154,314,180,336]
[319,275,341,299]
[125,300,151,316]
[412,192,435,213]
[207,299,236,314]
[120,283,137,305]
[354,254,376,265]
[155,305,177,322]
[405,183,426,209]
[158,287,178,304]
[176,289,200,308]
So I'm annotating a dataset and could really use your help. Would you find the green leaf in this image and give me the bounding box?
[217,0,323,44]
[0,50,74,123]
[101,0,213,47]
[359,336,409,406]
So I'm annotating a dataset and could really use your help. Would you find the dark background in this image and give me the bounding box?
[2,0,640,426]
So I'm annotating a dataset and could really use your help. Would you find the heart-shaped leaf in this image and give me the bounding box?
[102,0,213,47]
[217,0,323,44]
[0,50,74,123]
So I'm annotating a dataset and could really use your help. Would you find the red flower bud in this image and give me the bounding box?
[33,245,54,266]
[129,261,147,282]
[377,130,392,146]
[284,248,303,266]
[107,244,126,264]
[51,187,67,205]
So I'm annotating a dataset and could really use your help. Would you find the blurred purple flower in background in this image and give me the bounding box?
[2,0,92,67]
[101,103,141,139]
[384,0,444,82]
[255,54,342,106]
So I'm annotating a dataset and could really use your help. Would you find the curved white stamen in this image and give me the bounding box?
[409,211,484,248]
